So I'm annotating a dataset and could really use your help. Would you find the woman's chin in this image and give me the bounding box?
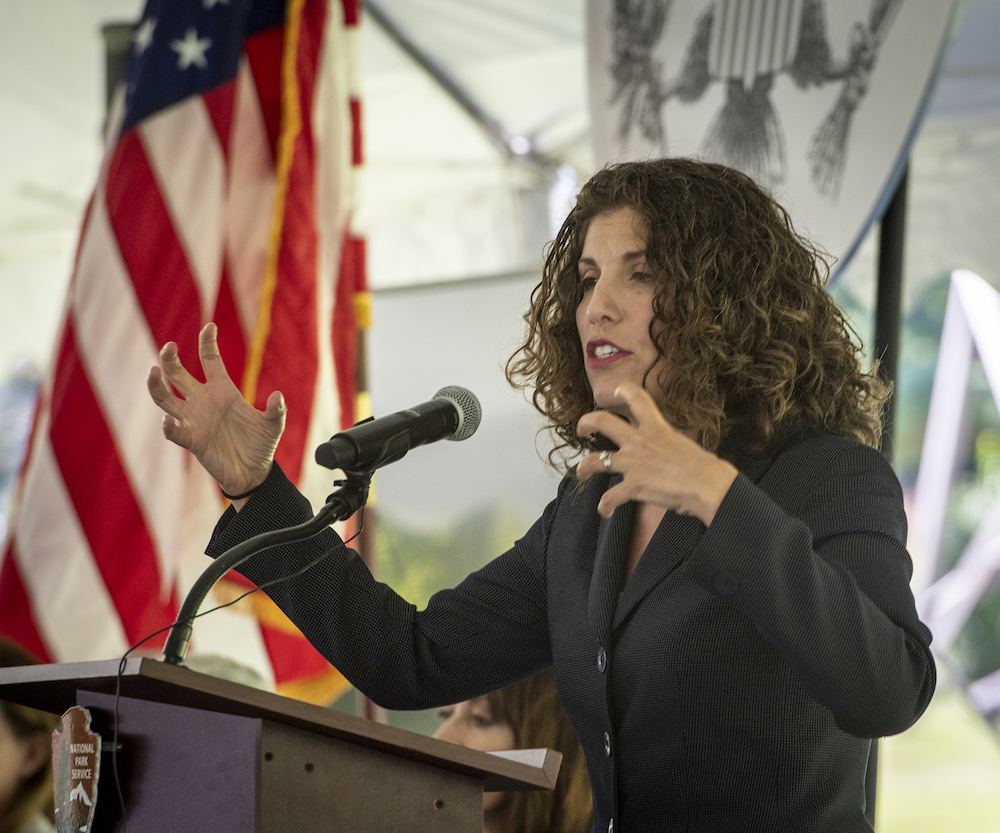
[483,790,509,829]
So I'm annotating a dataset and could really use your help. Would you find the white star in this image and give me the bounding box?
[170,28,212,70]
[133,18,156,54]
[203,0,231,7]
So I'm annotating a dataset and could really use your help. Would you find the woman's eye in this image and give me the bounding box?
[471,714,494,727]
[437,708,454,720]
[579,275,597,291]
[633,270,654,283]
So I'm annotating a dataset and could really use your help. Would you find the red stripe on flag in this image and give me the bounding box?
[48,323,178,646]
[244,26,286,165]
[333,233,365,429]
[104,133,204,363]
[203,80,237,161]
[349,98,362,166]
[342,0,359,27]
[259,621,332,685]
[0,548,52,662]
[213,266,248,386]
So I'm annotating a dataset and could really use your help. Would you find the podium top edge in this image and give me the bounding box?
[0,658,559,791]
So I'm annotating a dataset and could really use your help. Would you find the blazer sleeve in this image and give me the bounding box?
[205,463,555,710]
[686,435,936,738]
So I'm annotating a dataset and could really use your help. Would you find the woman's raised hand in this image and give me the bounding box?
[576,382,738,525]
[147,322,286,497]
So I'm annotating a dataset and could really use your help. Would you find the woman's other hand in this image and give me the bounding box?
[576,382,738,524]
[147,322,286,499]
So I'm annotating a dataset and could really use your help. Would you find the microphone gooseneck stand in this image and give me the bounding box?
[162,470,372,667]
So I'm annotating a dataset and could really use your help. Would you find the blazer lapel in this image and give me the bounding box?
[613,511,703,631]
[587,486,632,646]
[609,450,778,630]
[739,454,773,485]
[588,448,779,637]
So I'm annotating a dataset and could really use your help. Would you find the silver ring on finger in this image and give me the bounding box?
[600,449,613,472]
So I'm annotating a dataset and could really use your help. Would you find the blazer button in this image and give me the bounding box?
[603,731,611,757]
[713,571,740,596]
[596,647,607,672]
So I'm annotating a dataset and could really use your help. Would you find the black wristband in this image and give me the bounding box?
[220,485,259,501]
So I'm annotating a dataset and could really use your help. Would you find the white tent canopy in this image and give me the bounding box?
[1,0,1000,377]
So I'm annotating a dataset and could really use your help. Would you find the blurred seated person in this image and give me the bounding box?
[0,639,57,833]
[434,670,592,833]
[181,652,272,691]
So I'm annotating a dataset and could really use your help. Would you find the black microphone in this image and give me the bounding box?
[315,386,482,471]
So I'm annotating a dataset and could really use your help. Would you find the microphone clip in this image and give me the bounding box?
[162,467,374,667]
[328,467,373,511]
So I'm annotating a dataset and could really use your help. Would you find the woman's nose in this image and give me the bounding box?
[433,717,463,745]
[586,274,621,322]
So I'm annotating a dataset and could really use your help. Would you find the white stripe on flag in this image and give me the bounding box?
[71,193,187,586]
[140,96,226,314]
[16,422,129,661]
[226,58,276,341]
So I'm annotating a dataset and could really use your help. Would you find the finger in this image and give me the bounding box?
[577,450,611,481]
[264,389,287,423]
[161,414,192,450]
[147,366,186,421]
[577,410,633,446]
[198,322,231,383]
[262,390,288,441]
[595,482,630,518]
[158,340,201,398]
[614,381,663,426]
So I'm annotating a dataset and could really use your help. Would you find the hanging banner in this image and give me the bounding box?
[587,0,959,275]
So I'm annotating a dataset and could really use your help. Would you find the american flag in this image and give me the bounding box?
[0,0,365,703]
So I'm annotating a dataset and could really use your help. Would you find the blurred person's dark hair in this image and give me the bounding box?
[0,639,58,833]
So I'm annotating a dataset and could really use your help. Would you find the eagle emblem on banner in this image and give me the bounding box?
[588,0,958,274]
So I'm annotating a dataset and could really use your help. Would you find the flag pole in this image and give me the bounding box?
[100,23,134,134]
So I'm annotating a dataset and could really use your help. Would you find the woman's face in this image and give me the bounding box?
[575,207,667,422]
[434,697,516,814]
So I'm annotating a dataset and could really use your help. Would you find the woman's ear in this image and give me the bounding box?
[17,732,51,782]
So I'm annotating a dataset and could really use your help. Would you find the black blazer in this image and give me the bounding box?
[207,430,935,832]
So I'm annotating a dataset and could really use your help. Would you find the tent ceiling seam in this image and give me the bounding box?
[363,0,547,166]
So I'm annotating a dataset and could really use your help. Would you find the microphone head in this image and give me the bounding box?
[433,386,482,441]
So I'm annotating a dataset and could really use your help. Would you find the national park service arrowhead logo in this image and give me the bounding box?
[52,706,101,833]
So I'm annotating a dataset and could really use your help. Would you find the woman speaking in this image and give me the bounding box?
[148,158,935,832]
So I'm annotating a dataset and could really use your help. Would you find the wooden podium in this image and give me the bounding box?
[0,658,560,832]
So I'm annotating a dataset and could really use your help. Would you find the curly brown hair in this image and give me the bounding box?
[506,158,888,468]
